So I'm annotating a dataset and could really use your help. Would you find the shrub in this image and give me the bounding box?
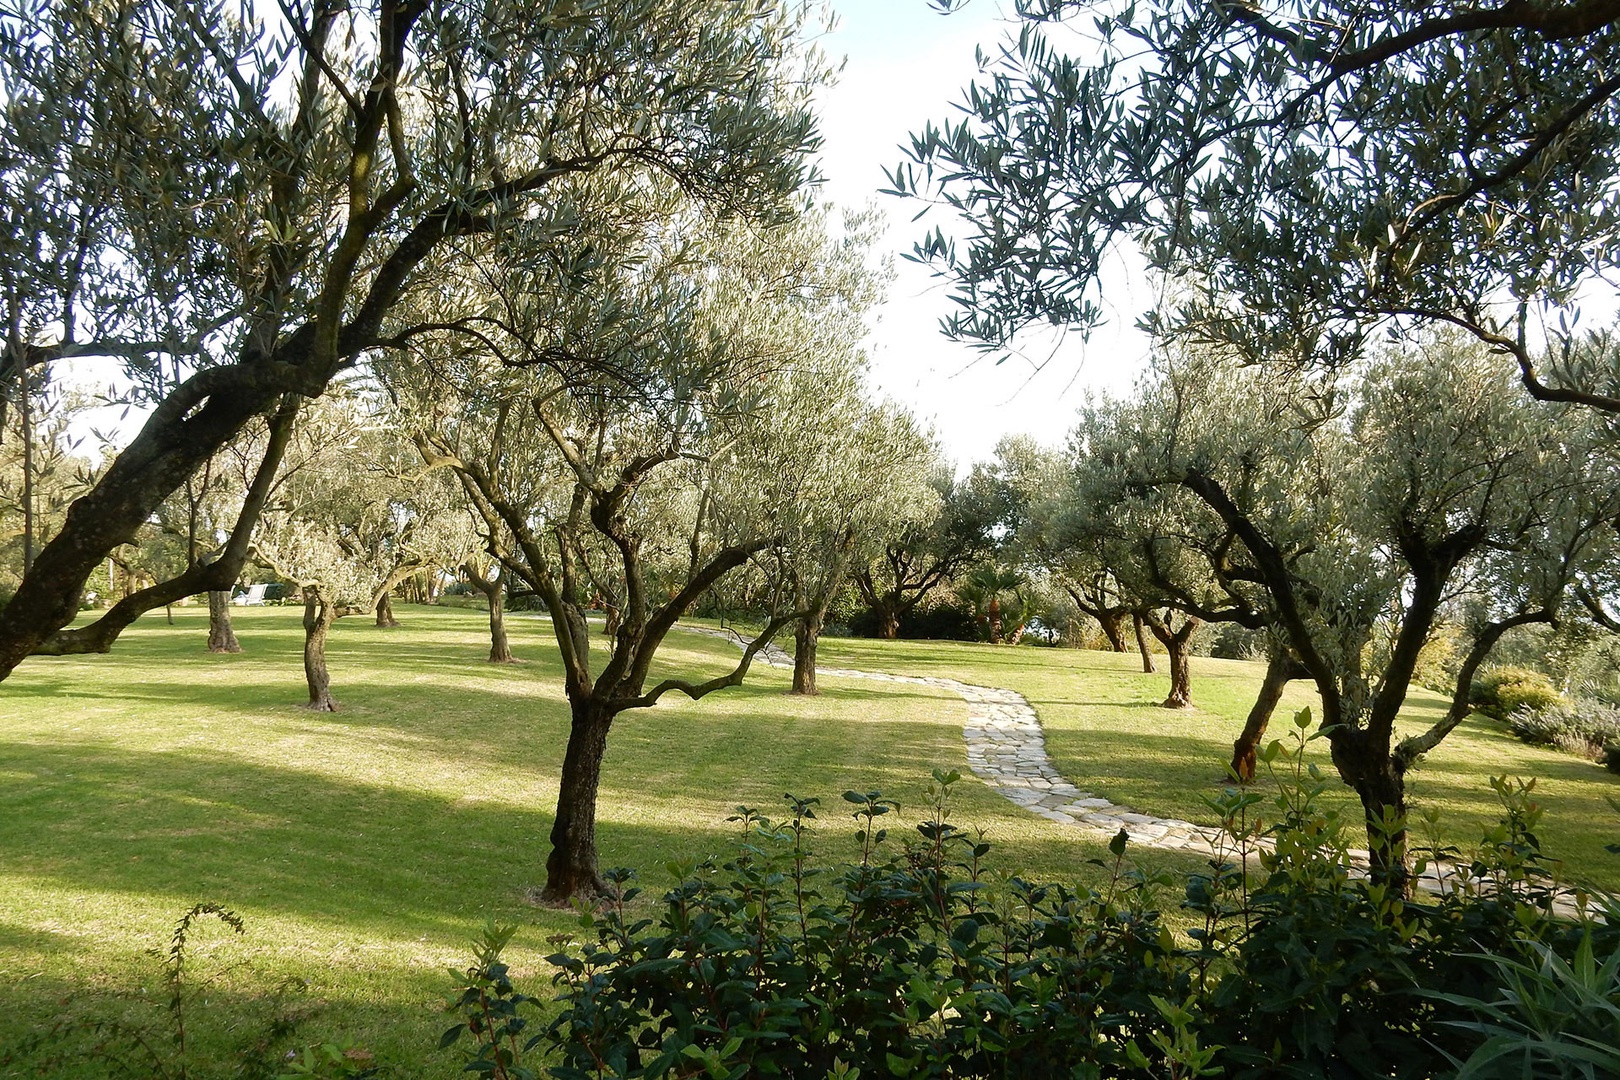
[444,728,1619,1080]
[1470,666,1566,720]
[1507,700,1620,758]
[1604,744,1620,775]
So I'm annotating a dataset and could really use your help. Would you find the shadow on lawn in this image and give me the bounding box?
[0,741,762,931]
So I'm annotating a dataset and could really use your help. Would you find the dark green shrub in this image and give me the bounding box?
[445,725,1618,1080]
[1604,744,1620,774]
[1470,666,1566,720]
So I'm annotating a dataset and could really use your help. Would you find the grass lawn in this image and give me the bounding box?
[812,635,1620,893]
[3,609,1616,1076]
[0,606,1151,1077]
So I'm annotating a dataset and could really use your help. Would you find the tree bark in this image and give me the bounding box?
[1097,609,1128,651]
[1329,728,1411,893]
[792,615,820,695]
[486,578,514,663]
[302,586,338,712]
[877,603,900,640]
[206,591,242,654]
[1132,613,1156,673]
[541,696,615,902]
[1231,650,1299,782]
[374,593,400,628]
[1142,610,1201,709]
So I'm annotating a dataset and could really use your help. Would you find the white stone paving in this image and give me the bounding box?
[685,626,1598,915]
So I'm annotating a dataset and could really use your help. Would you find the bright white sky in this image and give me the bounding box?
[816,0,1152,468]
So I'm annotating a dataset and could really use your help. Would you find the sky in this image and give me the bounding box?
[814,1,1153,467]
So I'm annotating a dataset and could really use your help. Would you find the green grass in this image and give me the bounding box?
[3,610,1616,1076]
[0,607,1142,1077]
[812,635,1620,890]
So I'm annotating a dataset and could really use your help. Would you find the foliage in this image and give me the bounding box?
[846,597,979,641]
[0,0,828,676]
[1471,667,1568,722]
[1506,700,1620,760]
[1426,932,1620,1080]
[445,730,1620,1080]
[893,0,1620,415]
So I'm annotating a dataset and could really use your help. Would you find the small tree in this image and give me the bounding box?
[254,395,468,710]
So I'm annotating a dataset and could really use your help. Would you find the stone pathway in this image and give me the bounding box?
[685,625,1221,853]
[685,624,1606,915]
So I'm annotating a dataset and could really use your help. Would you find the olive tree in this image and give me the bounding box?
[391,200,892,900]
[0,0,824,679]
[1105,340,1619,882]
[853,459,1005,639]
[893,0,1620,412]
[252,394,469,710]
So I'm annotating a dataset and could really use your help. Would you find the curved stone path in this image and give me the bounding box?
[685,626,1223,854]
[685,625,1616,915]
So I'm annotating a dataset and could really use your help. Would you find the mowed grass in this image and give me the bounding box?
[813,635,1620,891]
[0,606,1147,1077]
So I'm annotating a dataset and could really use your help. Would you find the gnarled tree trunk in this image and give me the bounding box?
[206,590,241,653]
[486,579,513,663]
[1329,727,1411,893]
[374,592,400,628]
[1097,609,1128,651]
[302,586,338,712]
[1132,613,1156,674]
[792,615,820,695]
[1231,649,1301,781]
[541,697,615,902]
[1142,610,1202,709]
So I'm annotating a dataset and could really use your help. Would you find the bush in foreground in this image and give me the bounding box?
[442,716,1619,1080]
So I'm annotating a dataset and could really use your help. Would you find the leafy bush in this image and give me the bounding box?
[1470,666,1566,720]
[848,601,980,641]
[441,722,1618,1080]
[1604,744,1620,775]
[1508,700,1620,758]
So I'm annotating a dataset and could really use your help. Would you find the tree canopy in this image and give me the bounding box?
[0,0,826,677]
[893,0,1620,409]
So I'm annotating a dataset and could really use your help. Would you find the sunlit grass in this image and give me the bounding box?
[813,635,1620,889]
[0,606,1142,1076]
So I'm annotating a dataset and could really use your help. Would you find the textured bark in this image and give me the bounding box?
[1133,614,1156,674]
[1142,610,1201,709]
[1163,643,1194,709]
[1097,610,1128,651]
[464,563,515,662]
[302,586,338,712]
[877,604,900,640]
[206,591,242,653]
[486,584,513,663]
[540,697,614,902]
[374,593,400,628]
[1330,727,1411,894]
[792,616,820,695]
[1231,650,1298,781]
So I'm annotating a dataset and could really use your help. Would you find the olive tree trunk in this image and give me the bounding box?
[206,590,242,653]
[1132,613,1156,674]
[792,615,820,695]
[540,697,615,902]
[1231,649,1297,782]
[301,586,339,712]
[374,593,400,628]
